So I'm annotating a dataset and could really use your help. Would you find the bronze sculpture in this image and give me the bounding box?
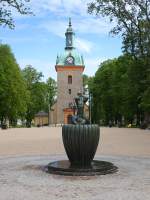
[71,92,89,125]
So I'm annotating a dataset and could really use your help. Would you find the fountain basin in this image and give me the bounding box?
[62,124,99,167]
[47,160,118,176]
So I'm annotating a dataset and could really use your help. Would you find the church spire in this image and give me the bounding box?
[65,18,75,50]
[69,17,72,27]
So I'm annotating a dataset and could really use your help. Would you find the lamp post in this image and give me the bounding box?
[89,92,92,124]
[84,85,92,124]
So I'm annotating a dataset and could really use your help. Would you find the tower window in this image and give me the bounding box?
[68,75,72,84]
[68,89,71,94]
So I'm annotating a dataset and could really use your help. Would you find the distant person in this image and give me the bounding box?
[109,120,112,128]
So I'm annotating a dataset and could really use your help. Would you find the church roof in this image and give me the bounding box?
[56,49,84,66]
[35,111,48,117]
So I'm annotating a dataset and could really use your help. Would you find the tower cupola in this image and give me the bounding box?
[65,18,75,50]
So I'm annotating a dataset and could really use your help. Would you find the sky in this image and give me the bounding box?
[0,0,122,81]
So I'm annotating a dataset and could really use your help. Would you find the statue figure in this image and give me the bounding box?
[71,91,89,125]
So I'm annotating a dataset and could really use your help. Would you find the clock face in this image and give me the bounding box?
[66,56,74,64]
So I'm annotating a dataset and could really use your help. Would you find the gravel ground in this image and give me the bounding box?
[0,127,150,199]
[0,127,150,157]
[0,155,150,200]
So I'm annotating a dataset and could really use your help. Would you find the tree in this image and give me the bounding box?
[141,88,150,111]
[140,67,150,123]
[89,55,145,126]
[88,0,150,126]
[22,65,46,127]
[0,0,32,29]
[88,0,150,58]
[82,74,89,88]
[46,77,57,111]
[90,59,118,124]
[22,66,57,127]
[46,77,57,125]
[0,44,28,125]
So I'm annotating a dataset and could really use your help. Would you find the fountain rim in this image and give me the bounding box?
[46,160,118,176]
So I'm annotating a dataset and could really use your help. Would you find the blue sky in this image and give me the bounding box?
[0,0,122,81]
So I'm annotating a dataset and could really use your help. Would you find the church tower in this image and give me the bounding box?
[55,19,85,124]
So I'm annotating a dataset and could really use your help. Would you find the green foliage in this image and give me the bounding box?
[0,45,56,127]
[141,88,150,112]
[90,55,149,125]
[82,74,89,87]
[88,0,150,58]
[22,66,57,126]
[0,0,32,29]
[22,65,43,86]
[22,66,45,126]
[0,44,28,124]
[46,77,57,110]
[140,63,150,112]
[88,0,150,125]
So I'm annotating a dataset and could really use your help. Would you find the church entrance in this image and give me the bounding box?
[67,115,72,124]
[63,108,74,124]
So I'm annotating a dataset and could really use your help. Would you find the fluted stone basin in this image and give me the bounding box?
[47,124,118,176]
[62,124,99,167]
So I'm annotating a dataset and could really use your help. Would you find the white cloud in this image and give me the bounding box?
[10,0,87,19]
[30,0,89,16]
[30,0,62,15]
[39,17,113,55]
[75,38,94,53]
[11,0,113,37]
[74,18,114,35]
[39,20,66,38]
[39,17,113,39]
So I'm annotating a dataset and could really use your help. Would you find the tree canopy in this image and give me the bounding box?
[0,44,28,124]
[22,65,56,127]
[22,66,45,126]
[46,77,57,111]
[0,43,57,128]
[89,55,150,126]
[88,0,150,58]
[88,0,150,126]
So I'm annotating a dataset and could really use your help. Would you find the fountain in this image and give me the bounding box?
[47,92,118,176]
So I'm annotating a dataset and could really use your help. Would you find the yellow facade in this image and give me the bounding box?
[34,111,49,126]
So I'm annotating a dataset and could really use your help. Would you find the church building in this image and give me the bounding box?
[50,19,85,124]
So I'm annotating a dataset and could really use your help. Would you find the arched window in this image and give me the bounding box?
[68,75,72,84]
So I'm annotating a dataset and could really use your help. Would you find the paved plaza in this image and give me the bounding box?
[0,127,150,199]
